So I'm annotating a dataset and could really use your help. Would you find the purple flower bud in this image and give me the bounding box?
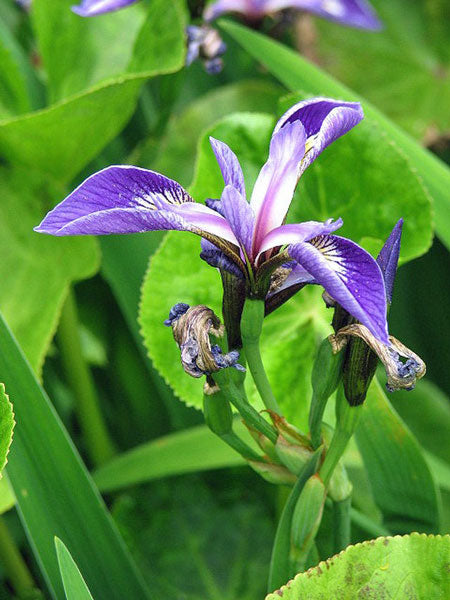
[376,219,403,303]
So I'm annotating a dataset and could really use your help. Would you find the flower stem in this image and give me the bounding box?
[213,370,278,444]
[58,289,115,467]
[240,299,281,414]
[319,386,362,486]
[0,516,38,597]
[203,387,261,461]
[333,496,351,553]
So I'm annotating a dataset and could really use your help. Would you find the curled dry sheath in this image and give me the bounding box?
[168,304,244,379]
[330,324,426,392]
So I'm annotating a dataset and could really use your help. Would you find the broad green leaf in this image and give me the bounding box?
[32,0,145,102]
[0,312,151,599]
[0,384,14,474]
[356,379,440,534]
[219,19,450,250]
[93,422,245,492]
[0,168,100,372]
[0,0,186,184]
[316,0,450,139]
[112,475,274,600]
[266,533,450,599]
[55,538,94,600]
[150,79,283,186]
[0,39,30,117]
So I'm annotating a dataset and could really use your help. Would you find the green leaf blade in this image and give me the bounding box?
[55,538,94,600]
[1,312,151,599]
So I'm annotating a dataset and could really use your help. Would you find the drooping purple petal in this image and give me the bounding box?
[71,0,137,16]
[250,120,307,254]
[204,0,381,30]
[274,97,364,175]
[220,185,255,255]
[257,217,342,255]
[210,137,246,197]
[34,165,237,244]
[289,235,389,343]
[268,0,382,30]
[376,218,403,303]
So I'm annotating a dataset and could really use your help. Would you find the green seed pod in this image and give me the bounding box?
[203,390,233,437]
[343,336,378,406]
[309,337,344,447]
[248,460,297,486]
[291,475,326,565]
[275,435,314,476]
[328,460,353,502]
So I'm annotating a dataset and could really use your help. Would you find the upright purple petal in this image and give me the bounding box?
[274,97,364,175]
[204,0,261,21]
[71,0,137,17]
[210,137,246,197]
[220,185,255,256]
[289,235,389,343]
[250,120,307,254]
[376,218,403,303]
[257,217,342,255]
[34,165,237,244]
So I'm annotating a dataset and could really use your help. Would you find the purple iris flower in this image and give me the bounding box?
[71,0,137,17]
[35,97,388,344]
[204,0,382,30]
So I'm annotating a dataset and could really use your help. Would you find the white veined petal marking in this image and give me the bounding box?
[309,235,349,280]
[322,0,346,17]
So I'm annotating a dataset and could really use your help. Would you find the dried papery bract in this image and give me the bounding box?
[330,324,426,393]
[166,303,243,379]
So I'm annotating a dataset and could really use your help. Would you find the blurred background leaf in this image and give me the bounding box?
[316,0,450,140]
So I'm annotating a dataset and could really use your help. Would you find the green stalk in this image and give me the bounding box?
[240,299,281,414]
[213,370,278,444]
[267,448,323,593]
[0,516,38,597]
[333,496,351,553]
[319,387,362,486]
[58,289,115,467]
[203,388,261,461]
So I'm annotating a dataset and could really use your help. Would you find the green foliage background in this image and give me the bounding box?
[0,0,448,598]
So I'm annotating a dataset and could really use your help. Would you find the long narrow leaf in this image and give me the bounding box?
[93,422,246,492]
[55,538,94,600]
[0,312,150,600]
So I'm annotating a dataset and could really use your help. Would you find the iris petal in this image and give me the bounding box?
[274,97,364,175]
[210,137,246,198]
[71,0,137,16]
[250,120,307,253]
[289,234,389,343]
[34,165,237,244]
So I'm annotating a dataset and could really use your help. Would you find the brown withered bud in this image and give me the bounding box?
[330,324,426,393]
[165,303,244,379]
